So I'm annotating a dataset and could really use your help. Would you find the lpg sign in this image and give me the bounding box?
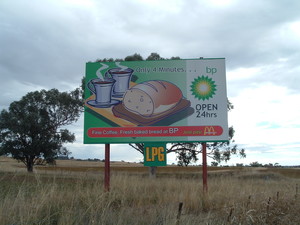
[144,143,167,167]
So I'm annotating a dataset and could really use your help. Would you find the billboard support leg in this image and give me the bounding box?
[202,142,208,211]
[202,142,208,193]
[104,143,110,192]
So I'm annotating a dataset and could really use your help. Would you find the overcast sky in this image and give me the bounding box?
[1,0,300,166]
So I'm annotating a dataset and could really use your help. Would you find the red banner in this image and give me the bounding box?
[88,126,223,138]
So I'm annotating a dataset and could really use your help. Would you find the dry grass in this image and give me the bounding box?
[0,156,300,224]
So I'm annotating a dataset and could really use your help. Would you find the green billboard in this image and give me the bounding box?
[84,58,228,144]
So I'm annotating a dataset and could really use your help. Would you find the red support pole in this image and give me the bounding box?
[202,142,208,193]
[104,143,110,192]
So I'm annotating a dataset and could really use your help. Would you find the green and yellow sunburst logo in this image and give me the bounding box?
[190,76,217,100]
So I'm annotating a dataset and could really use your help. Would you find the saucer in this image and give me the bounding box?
[87,99,120,108]
[112,92,125,98]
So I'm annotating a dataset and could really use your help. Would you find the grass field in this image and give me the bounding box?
[0,156,299,224]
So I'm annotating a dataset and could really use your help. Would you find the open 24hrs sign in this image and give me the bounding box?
[144,143,167,167]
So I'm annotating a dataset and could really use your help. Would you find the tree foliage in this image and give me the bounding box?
[125,53,144,61]
[94,52,180,63]
[146,52,164,61]
[250,161,263,167]
[175,147,198,166]
[0,88,82,172]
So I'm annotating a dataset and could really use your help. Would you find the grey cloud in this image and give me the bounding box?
[1,0,300,98]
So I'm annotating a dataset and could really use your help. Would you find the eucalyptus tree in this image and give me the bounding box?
[0,88,82,172]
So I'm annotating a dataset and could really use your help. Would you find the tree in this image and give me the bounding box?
[124,53,144,61]
[0,88,82,172]
[176,145,198,166]
[250,161,263,167]
[274,162,281,167]
[146,52,164,61]
[211,161,219,167]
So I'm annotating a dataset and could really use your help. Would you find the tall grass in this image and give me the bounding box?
[0,168,299,224]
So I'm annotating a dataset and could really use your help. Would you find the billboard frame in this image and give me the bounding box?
[84,58,228,144]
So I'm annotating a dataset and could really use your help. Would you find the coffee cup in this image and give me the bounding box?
[87,78,116,104]
[105,68,134,97]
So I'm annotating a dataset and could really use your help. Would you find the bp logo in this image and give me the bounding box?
[190,76,217,100]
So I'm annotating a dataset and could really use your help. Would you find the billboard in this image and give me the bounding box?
[84,58,228,144]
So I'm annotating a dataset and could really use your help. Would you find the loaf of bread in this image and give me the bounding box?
[122,80,183,117]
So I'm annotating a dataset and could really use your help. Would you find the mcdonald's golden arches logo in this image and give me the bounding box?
[204,126,217,136]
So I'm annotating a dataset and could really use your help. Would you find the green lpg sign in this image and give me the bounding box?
[84,58,228,144]
[144,143,167,167]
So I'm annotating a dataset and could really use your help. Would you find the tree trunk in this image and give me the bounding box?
[26,156,34,172]
[27,163,33,172]
[149,166,157,178]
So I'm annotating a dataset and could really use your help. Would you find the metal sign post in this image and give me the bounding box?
[202,142,208,193]
[104,143,110,191]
